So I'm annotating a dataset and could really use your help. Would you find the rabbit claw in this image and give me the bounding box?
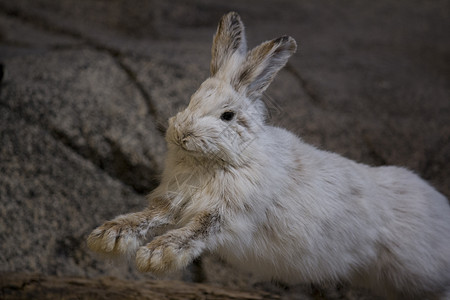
[135,234,192,274]
[87,219,142,256]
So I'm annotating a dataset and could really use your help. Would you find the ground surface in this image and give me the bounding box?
[0,0,449,299]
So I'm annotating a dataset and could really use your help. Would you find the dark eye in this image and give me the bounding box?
[220,111,235,121]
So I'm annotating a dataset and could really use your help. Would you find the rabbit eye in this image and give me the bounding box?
[220,111,235,121]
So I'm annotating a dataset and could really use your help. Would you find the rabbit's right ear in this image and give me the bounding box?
[210,12,247,76]
[233,36,297,99]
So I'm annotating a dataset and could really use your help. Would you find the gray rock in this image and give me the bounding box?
[0,0,448,299]
[0,106,148,278]
[2,49,166,194]
[0,13,81,58]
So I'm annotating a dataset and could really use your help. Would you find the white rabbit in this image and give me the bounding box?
[88,12,450,299]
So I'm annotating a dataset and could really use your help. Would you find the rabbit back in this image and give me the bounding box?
[212,126,450,297]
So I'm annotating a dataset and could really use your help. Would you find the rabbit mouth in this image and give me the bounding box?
[180,135,209,154]
[166,127,206,156]
[167,126,228,162]
[180,143,200,154]
[179,135,229,162]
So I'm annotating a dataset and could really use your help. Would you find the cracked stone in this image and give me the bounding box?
[1,48,166,194]
[0,106,149,278]
[0,13,82,58]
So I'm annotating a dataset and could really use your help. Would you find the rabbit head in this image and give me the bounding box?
[166,12,297,167]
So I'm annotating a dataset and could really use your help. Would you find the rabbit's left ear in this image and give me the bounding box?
[211,12,247,76]
[233,36,297,99]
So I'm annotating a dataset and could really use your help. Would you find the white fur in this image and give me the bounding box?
[88,12,450,299]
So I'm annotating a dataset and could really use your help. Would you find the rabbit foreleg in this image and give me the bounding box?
[87,198,173,257]
[135,210,220,274]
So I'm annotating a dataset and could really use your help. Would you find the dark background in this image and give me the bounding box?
[1,0,449,299]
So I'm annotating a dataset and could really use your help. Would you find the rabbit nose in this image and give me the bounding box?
[181,132,192,144]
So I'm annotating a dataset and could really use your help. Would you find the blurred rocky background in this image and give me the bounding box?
[0,0,449,299]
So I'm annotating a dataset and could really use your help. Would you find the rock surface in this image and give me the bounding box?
[0,0,449,299]
[0,273,278,300]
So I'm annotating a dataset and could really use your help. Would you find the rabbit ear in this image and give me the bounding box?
[210,12,247,76]
[233,36,297,99]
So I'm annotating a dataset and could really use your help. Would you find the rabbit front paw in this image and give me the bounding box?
[135,234,194,274]
[87,218,144,256]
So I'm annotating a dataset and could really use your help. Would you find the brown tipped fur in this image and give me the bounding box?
[210,12,246,76]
